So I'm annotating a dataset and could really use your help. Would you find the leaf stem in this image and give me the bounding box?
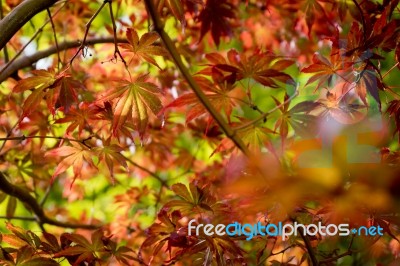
[47,8,61,71]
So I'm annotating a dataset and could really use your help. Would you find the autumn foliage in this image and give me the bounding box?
[0,0,400,265]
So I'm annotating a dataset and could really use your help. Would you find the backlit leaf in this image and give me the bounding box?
[99,75,163,136]
[119,28,168,69]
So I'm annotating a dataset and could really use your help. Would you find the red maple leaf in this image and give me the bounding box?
[197,0,237,46]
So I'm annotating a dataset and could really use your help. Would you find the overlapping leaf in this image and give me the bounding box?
[164,75,237,125]
[142,209,189,258]
[301,52,346,91]
[301,0,333,35]
[273,94,321,139]
[13,70,84,116]
[94,140,127,180]
[55,102,104,135]
[55,230,110,266]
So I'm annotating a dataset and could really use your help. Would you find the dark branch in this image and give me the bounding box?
[0,0,58,51]
[0,172,100,230]
[0,37,127,83]
[0,135,94,149]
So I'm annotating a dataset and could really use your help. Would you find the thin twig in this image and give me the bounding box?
[0,216,36,221]
[46,8,61,71]
[143,0,250,155]
[382,62,399,79]
[233,84,299,131]
[39,181,56,207]
[69,1,107,64]
[270,244,297,256]
[288,217,318,266]
[123,155,168,188]
[106,0,127,67]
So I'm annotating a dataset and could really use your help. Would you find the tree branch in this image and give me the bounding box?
[0,135,93,149]
[289,217,318,266]
[299,227,318,266]
[0,37,127,83]
[0,3,65,82]
[0,172,100,229]
[0,0,58,51]
[143,0,250,156]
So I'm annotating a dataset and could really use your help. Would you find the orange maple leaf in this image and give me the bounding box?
[45,143,96,184]
[98,75,163,137]
[119,28,168,69]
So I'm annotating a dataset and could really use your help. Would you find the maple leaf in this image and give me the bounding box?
[119,28,168,69]
[163,183,227,216]
[13,70,60,117]
[45,142,96,183]
[301,0,333,35]
[55,102,103,135]
[213,119,274,154]
[99,75,163,136]
[164,75,237,126]
[202,49,295,88]
[55,76,83,113]
[301,52,346,91]
[198,0,236,46]
[272,94,320,139]
[354,67,382,110]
